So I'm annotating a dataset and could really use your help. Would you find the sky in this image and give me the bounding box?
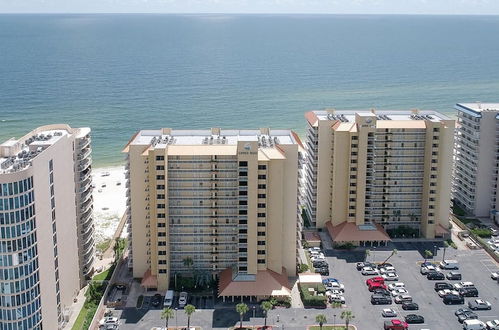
[0,0,499,15]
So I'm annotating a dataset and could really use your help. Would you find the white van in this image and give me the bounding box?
[163,290,174,308]
[463,319,486,329]
[440,259,459,270]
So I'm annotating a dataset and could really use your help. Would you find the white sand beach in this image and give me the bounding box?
[92,166,127,245]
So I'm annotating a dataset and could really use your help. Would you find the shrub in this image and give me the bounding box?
[299,283,327,308]
[335,242,355,250]
[298,263,309,273]
[471,228,492,238]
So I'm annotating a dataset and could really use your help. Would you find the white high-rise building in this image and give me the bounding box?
[0,124,94,329]
[453,102,499,224]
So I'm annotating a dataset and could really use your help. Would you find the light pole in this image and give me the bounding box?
[433,245,437,260]
[333,314,336,327]
[175,307,178,329]
[253,305,256,318]
[372,247,376,263]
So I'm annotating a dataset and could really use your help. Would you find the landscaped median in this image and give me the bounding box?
[299,282,327,308]
[307,326,357,330]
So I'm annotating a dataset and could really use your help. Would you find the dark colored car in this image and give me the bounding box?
[427,271,445,280]
[443,294,464,305]
[401,302,419,310]
[313,260,328,268]
[356,262,375,271]
[151,294,162,307]
[404,314,425,324]
[377,262,393,269]
[446,271,462,280]
[459,287,479,297]
[434,282,454,291]
[457,311,478,323]
[371,294,393,305]
[454,308,471,316]
[315,267,329,276]
[373,288,391,296]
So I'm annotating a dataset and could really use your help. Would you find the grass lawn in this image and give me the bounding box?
[92,264,115,281]
[96,239,112,253]
[71,303,97,330]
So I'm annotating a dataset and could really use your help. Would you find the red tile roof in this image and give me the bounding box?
[305,111,319,126]
[326,221,391,242]
[140,269,158,288]
[218,267,291,297]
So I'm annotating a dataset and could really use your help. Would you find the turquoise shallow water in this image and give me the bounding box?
[1,14,499,167]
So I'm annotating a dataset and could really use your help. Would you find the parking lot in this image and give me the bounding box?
[325,241,499,329]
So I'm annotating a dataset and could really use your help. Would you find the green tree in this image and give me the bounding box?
[331,301,342,309]
[261,301,273,327]
[365,249,371,261]
[341,310,355,329]
[315,314,327,330]
[442,241,449,261]
[184,304,196,329]
[161,307,174,329]
[236,303,249,328]
[298,263,309,273]
[85,281,102,302]
[381,249,398,265]
[424,249,433,263]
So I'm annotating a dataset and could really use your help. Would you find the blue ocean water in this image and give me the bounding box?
[1,14,499,167]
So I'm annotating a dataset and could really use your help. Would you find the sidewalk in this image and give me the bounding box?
[62,286,88,329]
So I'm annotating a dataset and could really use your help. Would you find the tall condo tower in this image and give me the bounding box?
[453,103,499,225]
[303,109,454,245]
[124,128,300,300]
[0,124,94,329]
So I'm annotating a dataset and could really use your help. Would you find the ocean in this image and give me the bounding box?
[1,14,499,167]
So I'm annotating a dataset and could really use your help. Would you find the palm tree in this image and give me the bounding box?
[161,307,174,329]
[331,301,342,309]
[184,304,196,329]
[315,314,327,330]
[261,301,273,327]
[381,249,398,265]
[341,310,355,329]
[365,249,371,261]
[236,303,249,328]
[424,249,433,263]
[442,240,449,261]
[183,257,194,268]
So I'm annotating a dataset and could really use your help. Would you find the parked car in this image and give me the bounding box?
[459,287,479,297]
[382,273,399,281]
[388,282,405,291]
[369,282,388,292]
[322,278,339,285]
[454,281,476,290]
[468,299,492,310]
[420,265,437,275]
[440,259,459,270]
[391,288,409,297]
[447,271,462,280]
[313,260,328,268]
[380,266,397,274]
[457,311,478,324]
[455,308,472,316]
[427,271,445,280]
[357,261,375,270]
[394,294,412,304]
[362,267,380,275]
[463,319,487,330]
[366,276,385,286]
[178,291,188,308]
[151,294,163,307]
[438,289,459,298]
[382,308,397,317]
[377,263,394,269]
[443,294,464,305]
[315,267,329,276]
[401,302,419,310]
[383,319,408,330]
[491,272,499,280]
[485,319,499,329]
[371,294,393,305]
[434,282,454,291]
[404,314,424,324]
[420,261,435,268]
[373,287,391,296]
[327,281,345,292]
[99,317,119,327]
[327,293,345,304]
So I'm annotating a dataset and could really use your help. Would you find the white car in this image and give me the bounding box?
[178,291,188,308]
[327,289,343,296]
[311,254,325,262]
[492,272,499,280]
[380,266,396,274]
[438,289,459,297]
[485,319,499,330]
[328,294,345,304]
[391,288,408,297]
[308,247,321,253]
[327,282,345,292]
[382,272,399,281]
[388,282,405,290]
[420,265,437,275]
[453,281,475,290]
[99,317,119,326]
[361,267,379,275]
[381,308,397,317]
[394,294,412,304]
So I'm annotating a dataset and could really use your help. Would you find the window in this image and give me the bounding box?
[159,269,167,274]
[239,171,248,176]
[156,175,165,180]
[258,241,265,246]
[239,229,247,234]
[239,181,248,186]
[159,251,167,255]
[258,184,266,189]
[239,161,248,167]
[258,259,266,264]
[157,194,165,199]
[158,260,167,264]
[158,232,166,237]
[158,241,167,246]
[157,222,166,227]
[156,155,164,161]
[257,250,266,255]
[157,185,165,189]
[239,200,247,205]
[156,165,165,170]
[258,232,265,236]
[49,160,53,172]
[258,194,266,198]
[239,248,247,252]
[257,222,265,227]
[349,213,355,217]
[239,210,247,215]
[258,165,267,170]
[258,203,266,208]
[157,213,166,218]
[157,204,165,208]
[258,175,266,180]
[258,213,266,217]
[433,127,440,132]
[239,190,248,196]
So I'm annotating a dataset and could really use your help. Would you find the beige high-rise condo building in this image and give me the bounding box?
[453,102,499,225]
[0,124,94,329]
[124,128,300,300]
[303,109,454,245]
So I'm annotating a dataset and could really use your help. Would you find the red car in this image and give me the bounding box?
[368,282,387,291]
[366,276,385,286]
[384,319,409,330]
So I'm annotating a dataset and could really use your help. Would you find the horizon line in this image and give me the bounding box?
[1,12,499,16]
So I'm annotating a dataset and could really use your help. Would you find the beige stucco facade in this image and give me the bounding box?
[0,124,94,329]
[125,128,300,292]
[304,109,454,240]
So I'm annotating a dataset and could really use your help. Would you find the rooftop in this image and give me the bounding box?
[129,128,299,148]
[456,102,499,114]
[0,130,68,174]
[312,109,451,123]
